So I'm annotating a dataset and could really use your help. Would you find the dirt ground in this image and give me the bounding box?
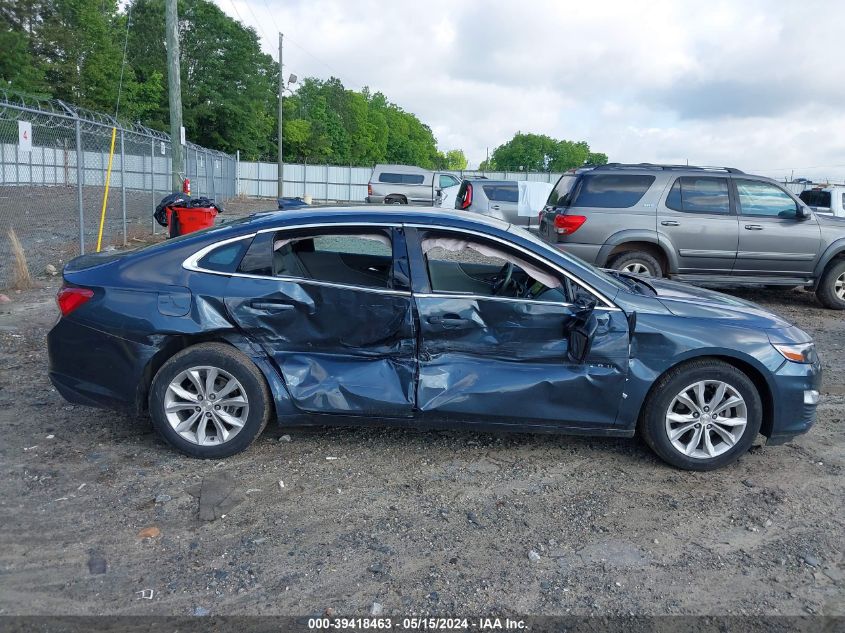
[0,240,842,617]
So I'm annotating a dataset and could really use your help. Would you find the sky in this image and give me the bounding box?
[217,0,845,181]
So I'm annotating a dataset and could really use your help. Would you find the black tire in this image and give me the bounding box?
[384,196,406,205]
[815,260,845,310]
[609,250,663,278]
[149,343,271,458]
[638,359,763,471]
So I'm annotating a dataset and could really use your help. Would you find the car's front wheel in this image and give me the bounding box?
[149,343,271,458]
[639,359,762,470]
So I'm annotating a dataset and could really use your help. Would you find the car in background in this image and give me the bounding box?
[799,186,845,218]
[366,164,461,205]
[48,207,821,470]
[453,179,551,229]
[538,164,845,310]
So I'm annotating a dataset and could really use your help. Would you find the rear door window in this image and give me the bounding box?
[273,231,394,289]
[572,174,655,208]
[665,177,731,214]
[483,185,519,203]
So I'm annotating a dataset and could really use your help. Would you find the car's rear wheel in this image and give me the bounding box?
[639,359,762,471]
[384,195,406,205]
[609,251,663,277]
[815,260,845,310]
[149,343,271,458]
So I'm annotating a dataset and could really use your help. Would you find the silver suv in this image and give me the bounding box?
[453,179,532,227]
[538,163,845,309]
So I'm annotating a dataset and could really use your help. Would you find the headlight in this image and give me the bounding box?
[772,342,817,364]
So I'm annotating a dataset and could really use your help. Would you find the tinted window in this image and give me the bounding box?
[272,231,393,289]
[736,180,797,218]
[378,172,425,185]
[547,175,578,206]
[483,184,519,203]
[197,239,251,272]
[798,190,831,208]
[439,174,459,188]
[665,177,730,214]
[573,174,655,208]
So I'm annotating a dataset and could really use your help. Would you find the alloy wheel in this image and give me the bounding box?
[835,272,845,300]
[164,366,250,446]
[622,262,651,276]
[664,380,747,459]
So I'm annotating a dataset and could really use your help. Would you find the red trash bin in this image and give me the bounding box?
[166,205,218,237]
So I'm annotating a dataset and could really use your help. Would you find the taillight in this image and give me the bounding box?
[367,184,372,196]
[460,183,473,210]
[57,286,94,316]
[554,214,587,235]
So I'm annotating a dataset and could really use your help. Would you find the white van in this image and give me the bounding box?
[366,164,461,205]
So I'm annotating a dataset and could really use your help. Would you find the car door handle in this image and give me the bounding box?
[490,205,501,210]
[744,224,764,230]
[661,220,680,226]
[250,300,295,313]
[427,314,471,328]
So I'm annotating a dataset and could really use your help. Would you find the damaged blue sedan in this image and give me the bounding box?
[47,209,821,470]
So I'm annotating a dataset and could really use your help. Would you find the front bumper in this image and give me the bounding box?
[767,357,822,444]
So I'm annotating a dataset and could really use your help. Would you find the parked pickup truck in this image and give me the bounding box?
[366,164,461,205]
[799,186,845,218]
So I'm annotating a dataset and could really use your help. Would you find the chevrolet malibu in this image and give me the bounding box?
[47,209,821,470]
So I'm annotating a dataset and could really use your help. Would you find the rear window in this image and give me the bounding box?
[378,172,425,185]
[799,190,832,208]
[572,174,656,208]
[483,184,519,203]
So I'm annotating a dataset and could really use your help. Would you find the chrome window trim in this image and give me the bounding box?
[181,221,617,308]
[414,292,618,311]
[404,223,617,309]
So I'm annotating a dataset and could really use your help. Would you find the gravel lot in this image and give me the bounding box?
[0,233,842,618]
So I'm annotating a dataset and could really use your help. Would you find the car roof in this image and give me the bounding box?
[239,206,513,232]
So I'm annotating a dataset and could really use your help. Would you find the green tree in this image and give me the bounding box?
[437,149,467,170]
[0,25,46,93]
[38,0,138,114]
[126,0,277,158]
[488,132,608,171]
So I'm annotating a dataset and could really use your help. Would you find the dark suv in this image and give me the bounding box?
[538,164,845,309]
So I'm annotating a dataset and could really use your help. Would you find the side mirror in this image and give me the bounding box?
[796,205,810,220]
[568,313,598,364]
[567,299,598,364]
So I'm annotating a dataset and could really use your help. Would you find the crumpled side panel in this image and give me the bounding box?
[416,297,629,426]
[224,276,416,417]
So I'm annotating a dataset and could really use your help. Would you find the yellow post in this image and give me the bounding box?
[96,127,118,252]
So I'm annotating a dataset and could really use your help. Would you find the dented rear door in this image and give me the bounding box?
[224,228,416,417]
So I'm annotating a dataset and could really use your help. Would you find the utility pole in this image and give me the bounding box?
[166,0,184,192]
[278,32,284,199]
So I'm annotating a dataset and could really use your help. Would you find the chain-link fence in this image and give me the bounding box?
[0,89,236,285]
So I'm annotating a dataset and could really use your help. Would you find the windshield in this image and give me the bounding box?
[507,224,629,292]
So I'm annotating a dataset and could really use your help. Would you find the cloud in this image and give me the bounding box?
[219,0,845,181]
